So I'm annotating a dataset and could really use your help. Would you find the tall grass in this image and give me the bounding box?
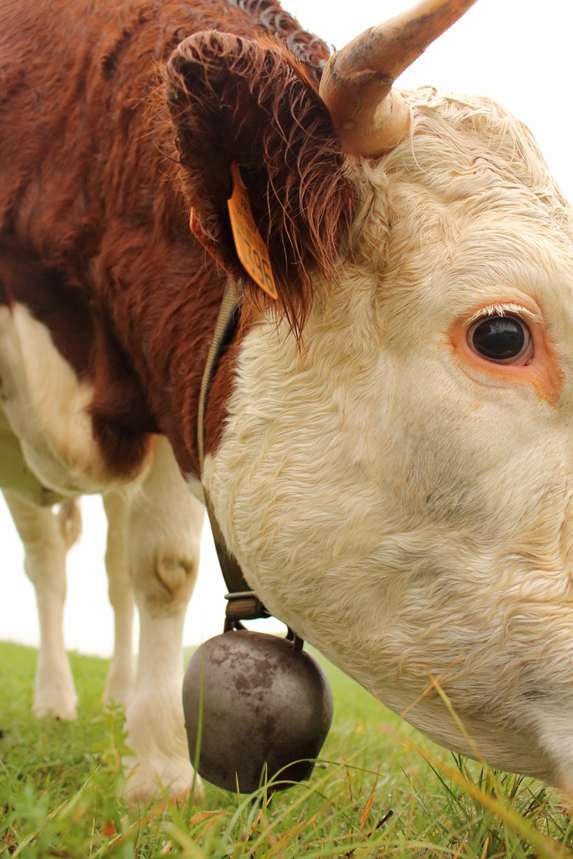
[1,641,572,858]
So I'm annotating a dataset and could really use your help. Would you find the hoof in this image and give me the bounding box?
[33,692,78,721]
[123,755,203,804]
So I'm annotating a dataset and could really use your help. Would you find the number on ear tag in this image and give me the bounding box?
[227,164,278,300]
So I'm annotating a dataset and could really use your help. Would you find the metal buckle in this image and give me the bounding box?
[224,590,270,631]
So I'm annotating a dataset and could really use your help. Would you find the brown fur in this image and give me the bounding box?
[166,31,355,333]
[0,0,356,479]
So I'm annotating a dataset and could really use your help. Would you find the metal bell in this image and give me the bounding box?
[182,629,333,793]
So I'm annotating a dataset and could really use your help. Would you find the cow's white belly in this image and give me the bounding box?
[0,304,112,495]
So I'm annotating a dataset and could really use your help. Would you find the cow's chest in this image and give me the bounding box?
[0,303,116,494]
[0,407,63,505]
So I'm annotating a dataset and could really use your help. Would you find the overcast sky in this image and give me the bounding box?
[3,0,572,658]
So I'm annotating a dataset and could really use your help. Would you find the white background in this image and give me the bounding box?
[2,0,573,657]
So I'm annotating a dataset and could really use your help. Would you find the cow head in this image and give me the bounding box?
[165,1,573,790]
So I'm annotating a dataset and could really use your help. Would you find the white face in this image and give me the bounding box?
[204,90,573,788]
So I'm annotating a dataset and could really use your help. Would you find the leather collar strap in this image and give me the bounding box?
[197,284,240,471]
[198,282,270,630]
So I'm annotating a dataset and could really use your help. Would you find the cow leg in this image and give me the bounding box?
[3,489,78,720]
[123,436,204,801]
[102,489,136,707]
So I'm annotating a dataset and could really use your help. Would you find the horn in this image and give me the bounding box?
[319,0,478,158]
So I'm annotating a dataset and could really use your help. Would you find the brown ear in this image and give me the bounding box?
[165,31,355,331]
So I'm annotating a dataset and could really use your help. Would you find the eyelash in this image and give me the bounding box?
[466,304,538,328]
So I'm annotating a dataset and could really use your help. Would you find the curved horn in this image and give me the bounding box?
[319,0,478,158]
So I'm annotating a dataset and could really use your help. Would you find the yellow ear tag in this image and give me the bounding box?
[227,163,278,300]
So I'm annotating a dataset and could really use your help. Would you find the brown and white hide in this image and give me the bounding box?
[3,0,573,799]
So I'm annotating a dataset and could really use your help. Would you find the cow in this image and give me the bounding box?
[3,0,573,799]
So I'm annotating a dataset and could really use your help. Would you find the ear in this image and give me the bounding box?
[165,31,355,331]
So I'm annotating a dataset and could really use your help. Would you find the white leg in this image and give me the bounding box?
[123,436,204,802]
[3,489,79,720]
[56,498,82,549]
[102,489,136,707]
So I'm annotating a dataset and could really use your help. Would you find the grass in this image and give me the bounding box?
[1,641,572,858]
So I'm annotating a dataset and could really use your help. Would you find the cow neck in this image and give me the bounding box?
[198,282,270,631]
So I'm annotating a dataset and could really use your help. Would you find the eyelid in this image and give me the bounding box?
[466,303,540,327]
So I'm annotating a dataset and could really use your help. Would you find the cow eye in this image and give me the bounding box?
[468,314,532,364]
